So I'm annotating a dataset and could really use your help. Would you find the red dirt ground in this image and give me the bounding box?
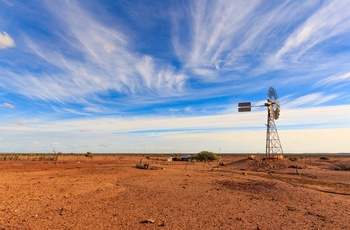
[1,154,349,229]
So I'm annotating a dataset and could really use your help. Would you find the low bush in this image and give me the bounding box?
[194,151,218,162]
[85,152,93,160]
[289,157,298,162]
[319,157,329,161]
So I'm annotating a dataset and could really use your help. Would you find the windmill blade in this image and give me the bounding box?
[268,87,279,102]
[267,104,279,120]
[275,98,280,120]
[269,105,274,117]
[274,107,280,120]
[267,87,281,120]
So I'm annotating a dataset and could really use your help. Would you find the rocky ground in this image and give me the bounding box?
[0,154,349,229]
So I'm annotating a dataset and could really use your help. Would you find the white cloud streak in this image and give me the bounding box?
[1,0,13,6]
[283,93,339,108]
[14,121,29,126]
[315,72,350,88]
[173,0,260,73]
[0,32,15,49]
[172,1,323,76]
[275,0,350,62]
[0,102,15,108]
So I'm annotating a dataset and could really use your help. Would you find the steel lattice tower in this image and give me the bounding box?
[265,111,283,160]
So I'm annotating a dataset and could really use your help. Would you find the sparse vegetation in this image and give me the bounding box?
[337,164,350,171]
[0,155,19,161]
[52,149,62,164]
[194,151,218,162]
[331,162,350,171]
[39,156,56,161]
[85,152,93,161]
[289,157,298,162]
[319,156,329,161]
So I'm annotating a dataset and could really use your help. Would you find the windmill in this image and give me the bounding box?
[238,87,283,160]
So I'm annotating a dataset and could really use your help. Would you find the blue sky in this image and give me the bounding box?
[0,0,350,153]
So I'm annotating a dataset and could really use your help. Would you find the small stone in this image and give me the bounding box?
[287,206,297,211]
[140,219,155,224]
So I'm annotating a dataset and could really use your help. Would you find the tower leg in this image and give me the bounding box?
[265,115,283,160]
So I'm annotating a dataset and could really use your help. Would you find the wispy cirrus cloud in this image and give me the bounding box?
[314,72,350,89]
[0,32,15,49]
[173,0,260,74]
[14,121,29,126]
[1,1,186,107]
[283,93,339,108]
[0,102,15,108]
[1,0,13,6]
[172,1,320,75]
[274,0,350,62]
[2,0,347,116]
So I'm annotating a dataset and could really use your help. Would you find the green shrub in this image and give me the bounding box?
[194,151,218,162]
[85,152,93,160]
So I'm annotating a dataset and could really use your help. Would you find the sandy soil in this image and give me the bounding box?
[0,154,349,229]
